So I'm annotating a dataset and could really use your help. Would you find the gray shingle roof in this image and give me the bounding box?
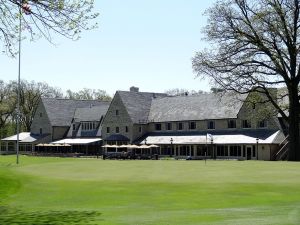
[118,91,167,123]
[42,98,110,127]
[148,92,247,122]
[74,104,110,122]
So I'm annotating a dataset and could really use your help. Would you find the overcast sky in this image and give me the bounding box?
[0,0,216,96]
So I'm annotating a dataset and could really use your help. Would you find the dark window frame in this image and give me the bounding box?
[207,121,215,130]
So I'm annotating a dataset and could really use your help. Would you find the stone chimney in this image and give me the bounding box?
[130,86,139,92]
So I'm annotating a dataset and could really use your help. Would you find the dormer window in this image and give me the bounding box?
[82,122,97,131]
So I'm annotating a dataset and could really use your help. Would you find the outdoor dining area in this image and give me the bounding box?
[102,144,160,159]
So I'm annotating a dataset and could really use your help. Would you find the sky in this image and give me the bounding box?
[0,0,216,96]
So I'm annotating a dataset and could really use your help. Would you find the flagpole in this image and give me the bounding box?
[16,0,22,164]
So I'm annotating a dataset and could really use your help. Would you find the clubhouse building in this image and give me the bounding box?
[1,87,287,160]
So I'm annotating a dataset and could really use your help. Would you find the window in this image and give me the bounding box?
[82,122,97,131]
[72,124,76,130]
[228,120,236,129]
[189,121,196,130]
[116,127,120,133]
[207,121,215,129]
[258,120,267,128]
[39,112,43,117]
[116,110,119,116]
[242,120,251,128]
[106,127,110,133]
[229,146,242,157]
[177,122,184,130]
[155,123,162,131]
[125,126,129,133]
[166,123,172,131]
[139,126,142,133]
[39,128,43,135]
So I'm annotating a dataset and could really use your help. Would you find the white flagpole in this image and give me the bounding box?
[16,0,22,164]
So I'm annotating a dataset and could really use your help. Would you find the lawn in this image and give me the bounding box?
[0,156,300,225]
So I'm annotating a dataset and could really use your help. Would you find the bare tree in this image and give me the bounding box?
[9,80,63,131]
[65,88,112,101]
[0,0,98,56]
[192,0,300,161]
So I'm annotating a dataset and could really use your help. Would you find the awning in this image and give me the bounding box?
[52,138,102,145]
[1,132,49,143]
[139,130,284,145]
[104,134,130,142]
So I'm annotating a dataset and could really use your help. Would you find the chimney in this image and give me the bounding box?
[130,86,139,92]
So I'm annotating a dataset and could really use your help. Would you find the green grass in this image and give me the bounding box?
[0,156,300,225]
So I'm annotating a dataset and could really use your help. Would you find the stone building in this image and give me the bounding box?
[1,98,110,154]
[101,87,285,160]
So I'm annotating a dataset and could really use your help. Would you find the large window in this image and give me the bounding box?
[227,120,236,129]
[207,121,215,129]
[82,122,97,131]
[155,123,162,131]
[242,120,251,128]
[189,121,196,130]
[217,146,228,156]
[229,146,242,157]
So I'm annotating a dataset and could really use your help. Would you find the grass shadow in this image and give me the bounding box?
[0,206,102,225]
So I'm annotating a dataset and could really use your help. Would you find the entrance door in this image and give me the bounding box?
[246,146,252,160]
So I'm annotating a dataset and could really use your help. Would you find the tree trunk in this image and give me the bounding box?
[288,85,300,161]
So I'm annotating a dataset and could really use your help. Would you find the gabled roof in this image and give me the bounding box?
[41,98,110,127]
[117,91,167,123]
[148,92,248,122]
[73,104,110,122]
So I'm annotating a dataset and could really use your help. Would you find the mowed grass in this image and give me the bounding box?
[0,156,300,225]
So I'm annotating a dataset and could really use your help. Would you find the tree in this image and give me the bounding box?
[65,88,112,101]
[1,0,98,56]
[165,88,206,96]
[9,80,63,131]
[192,0,300,161]
[0,80,15,138]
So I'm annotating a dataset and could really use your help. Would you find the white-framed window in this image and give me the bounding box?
[81,122,97,131]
